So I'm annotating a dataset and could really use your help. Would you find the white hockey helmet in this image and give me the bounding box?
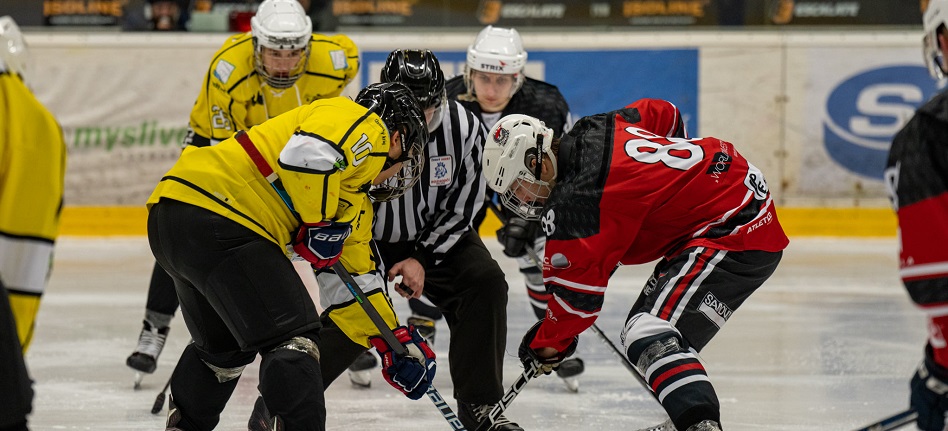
[464,26,527,100]
[251,0,312,89]
[923,0,948,79]
[0,16,28,79]
[483,114,557,221]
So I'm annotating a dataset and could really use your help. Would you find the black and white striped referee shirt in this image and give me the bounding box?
[373,100,486,266]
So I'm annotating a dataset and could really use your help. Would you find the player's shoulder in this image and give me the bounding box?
[444,75,467,97]
[916,88,948,124]
[522,77,565,97]
[206,33,254,90]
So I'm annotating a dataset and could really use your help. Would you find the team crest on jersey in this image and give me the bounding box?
[541,209,556,236]
[698,292,732,328]
[329,50,347,71]
[213,59,235,84]
[493,126,509,146]
[429,155,453,186]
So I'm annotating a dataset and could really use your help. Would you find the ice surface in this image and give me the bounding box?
[24,236,920,430]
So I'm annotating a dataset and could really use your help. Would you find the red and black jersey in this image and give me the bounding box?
[887,90,948,306]
[531,106,789,352]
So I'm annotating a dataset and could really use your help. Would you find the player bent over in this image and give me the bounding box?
[147,83,433,430]
[483,100,789,431]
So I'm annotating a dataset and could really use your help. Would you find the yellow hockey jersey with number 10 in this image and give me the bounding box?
[149,97,388,277]
[0,65,67,351]
[186,32,360,147]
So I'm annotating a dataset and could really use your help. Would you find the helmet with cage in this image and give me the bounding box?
[380,49,447,133]
[482,114,556,221]
[251,0,312,89]
[0,16,28,80]
[354,82,429,202]
[464,26,527,107]
[924,0,948,79]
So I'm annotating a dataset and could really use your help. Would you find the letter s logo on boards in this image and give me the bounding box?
[823,65,938,180]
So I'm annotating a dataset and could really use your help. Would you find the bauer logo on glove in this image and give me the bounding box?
[291,220,351,270]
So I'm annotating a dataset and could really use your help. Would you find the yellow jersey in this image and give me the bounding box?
[149,97,388,275]
[0,67,67,350]
[186,32,360,147]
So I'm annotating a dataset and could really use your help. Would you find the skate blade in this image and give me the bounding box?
[133,371,144,390]
[561,376,579,393]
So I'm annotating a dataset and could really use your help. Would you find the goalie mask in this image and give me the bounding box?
[251,0,312,89]
[924,0,948,79]
[464,26,527,112]
[380,49,447,133]
[483,114,556,221]
[354,82,429,202]
[0,16,28,80]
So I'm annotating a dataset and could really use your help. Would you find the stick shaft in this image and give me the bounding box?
[331,261,465,430]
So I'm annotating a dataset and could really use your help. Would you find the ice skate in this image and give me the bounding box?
[248,396,284,431]
[458,401,524,431]
[555,357,584,392]
[127,320,169,389]
[634,419,721,431]
[407,315,436,345]
[346,350,378,388]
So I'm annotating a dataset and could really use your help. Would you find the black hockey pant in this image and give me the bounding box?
[148,199,325,431]
[624,247,782,430]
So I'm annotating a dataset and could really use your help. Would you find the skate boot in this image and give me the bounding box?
[248,396,284,431]
[127,320,169,389]
[407,315,436,345]
[458,401,524,431]
[347,351,378,388]
[555,357,584,392]
[165,395,183,431]
[634,419,722,431]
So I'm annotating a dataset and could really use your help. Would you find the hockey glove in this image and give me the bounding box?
[496,216,538,258]
[518,320,578,377]
[911,349,948,431]
[291,221,351,270]
[369,325,437,400]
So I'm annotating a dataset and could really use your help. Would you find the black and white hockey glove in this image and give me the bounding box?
[496,216,538,258]
[518,320,578,377]
[911,348,948,431]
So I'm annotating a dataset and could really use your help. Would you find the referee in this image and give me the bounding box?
[364,49,521,431]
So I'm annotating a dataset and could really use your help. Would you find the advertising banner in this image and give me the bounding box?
[791,45,939,199]
[330,0,923,28]
[43,0,126,26]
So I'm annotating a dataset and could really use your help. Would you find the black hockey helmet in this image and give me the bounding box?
[380,49,447,132]
[354,82,428,202]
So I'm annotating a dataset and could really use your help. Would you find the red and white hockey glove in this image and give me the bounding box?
[518,320,578,377]
[369,325,437,400]
[291,221,351,270]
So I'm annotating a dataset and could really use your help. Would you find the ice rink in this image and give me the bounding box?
[24,235,921,430]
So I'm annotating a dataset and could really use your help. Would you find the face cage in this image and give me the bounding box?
[924,32,947,80]
[424,91,447,133]
[368,150,425,202]
[254,46,310,89]
[498,176,552,221]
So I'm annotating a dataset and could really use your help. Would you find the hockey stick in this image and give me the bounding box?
[473,359,540,431]
[331,261,466,431]
[487,200,660,402]
[150,339,193,415]
[852,409,917,431]
[150,372,173,415]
